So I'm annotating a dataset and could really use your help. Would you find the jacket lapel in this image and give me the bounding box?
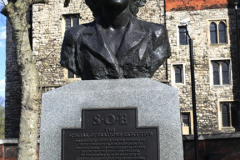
[81,19,120,74]
[81,16,147,74]
[116,16,146,59]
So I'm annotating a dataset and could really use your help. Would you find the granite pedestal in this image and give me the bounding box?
[39,78,184,160]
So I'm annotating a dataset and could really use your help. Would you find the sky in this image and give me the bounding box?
[0,5,6,100]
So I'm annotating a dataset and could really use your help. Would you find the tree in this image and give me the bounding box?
[1,0,47,159]
[0,96,4,138]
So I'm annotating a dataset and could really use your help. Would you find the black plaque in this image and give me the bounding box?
[62,108,159,160]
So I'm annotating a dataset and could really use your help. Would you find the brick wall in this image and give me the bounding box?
[184,138,240,160]
[166,0,234,11]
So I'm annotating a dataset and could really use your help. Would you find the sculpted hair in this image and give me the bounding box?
[85,0,146,18]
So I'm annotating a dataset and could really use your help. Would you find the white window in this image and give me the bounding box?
[218,101,240,130]
[62,14,80,37]
[207,19,229,45]
[210,60,231,86]
[63,14,80,31]
[171,64,185,85]
[181,112,193,135]
[179,26,188,45]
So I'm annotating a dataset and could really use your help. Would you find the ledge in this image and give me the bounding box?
[0,138,40,145]
[183,132,240,140]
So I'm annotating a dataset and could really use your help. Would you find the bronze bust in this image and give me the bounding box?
[60,0,171,80]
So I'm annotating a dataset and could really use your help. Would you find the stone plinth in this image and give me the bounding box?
[39,78,184,160]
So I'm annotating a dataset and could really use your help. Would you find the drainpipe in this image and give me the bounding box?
[181,19,199,160]
[234,0,240,84]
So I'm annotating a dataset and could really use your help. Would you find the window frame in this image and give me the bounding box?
[207,18,229,45]
[62,14,81,80]
[218,101,240,131]
[61,14,80,37]
[209,59,232,87]
[181,111,193,135]
[178,26,188,45]
[210,22,217,44]
[67,70,81,79]
[63,68,81,80]
[171,64,186,86]
[218,22,227,43]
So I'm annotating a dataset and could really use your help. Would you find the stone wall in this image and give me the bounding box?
[166,8,240,134]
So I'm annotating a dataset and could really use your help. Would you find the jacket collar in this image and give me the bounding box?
[81,15,146,72]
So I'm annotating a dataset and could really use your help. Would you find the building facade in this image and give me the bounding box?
[4,0,240,159]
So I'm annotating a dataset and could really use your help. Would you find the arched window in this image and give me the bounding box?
[175,66,182,83]
[213,62,219,85]
[222,62,229,84]
[219,22,226,43]
[211,60,231,85]
[210,22,217,44]
[222,103,230,127]
[209,20,228,44]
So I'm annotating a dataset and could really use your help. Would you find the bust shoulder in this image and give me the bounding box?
[133,18,167,40]
[141,20,167,38]
[63,21,95,44]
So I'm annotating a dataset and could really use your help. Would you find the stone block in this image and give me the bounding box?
[39,78,183,160]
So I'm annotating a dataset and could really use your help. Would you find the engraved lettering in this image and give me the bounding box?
[105,114,115,125]
[105,128,116,132]
[62,109,158,160]
[119,114,128,125]
[93,114,101,125]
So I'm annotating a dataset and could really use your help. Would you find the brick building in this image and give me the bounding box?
[3,0,240,159]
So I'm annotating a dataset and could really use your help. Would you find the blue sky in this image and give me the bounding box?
[0,7,6,99]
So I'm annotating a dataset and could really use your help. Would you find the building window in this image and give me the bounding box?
[64,14,80,31]
[210,22,217,44]
[68,71,80,79]
[179,26,188,45]
[219,22,226,43]
[172,64,184,84]
[175,66,182,83]
[211,60,231,85]
[213,62,220,85]
[63,14,80,79]
[181,112,191,135]
[209,20,227,44]
[182,113,189,126]
[220,102,240,128]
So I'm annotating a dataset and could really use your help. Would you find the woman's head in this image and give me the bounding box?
[85,0,146,18]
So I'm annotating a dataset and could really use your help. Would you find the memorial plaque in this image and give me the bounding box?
[62,108,159,160]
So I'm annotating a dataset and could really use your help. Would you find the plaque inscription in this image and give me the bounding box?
[62,108,159,160]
